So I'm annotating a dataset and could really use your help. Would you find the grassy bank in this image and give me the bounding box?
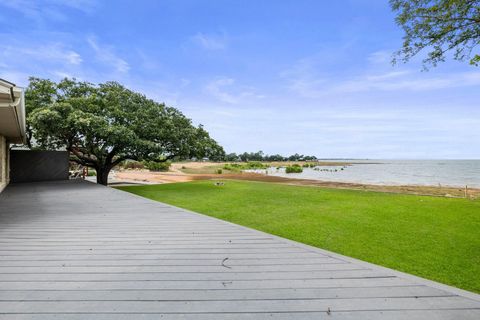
[118,180,480,293]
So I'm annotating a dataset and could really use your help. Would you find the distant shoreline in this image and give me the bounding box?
[114,162,480,199]
[254,160,480,189]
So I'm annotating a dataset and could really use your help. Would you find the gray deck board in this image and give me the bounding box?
[0,180,479,319]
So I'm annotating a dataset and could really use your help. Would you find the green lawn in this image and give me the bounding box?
[118,180,480,293]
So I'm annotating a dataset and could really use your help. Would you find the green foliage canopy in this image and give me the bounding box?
[391,0,480,68]
[26,77,225,184]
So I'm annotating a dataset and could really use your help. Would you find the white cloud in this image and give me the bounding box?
[0,42,82,65]
[135,49,163,71]
[364,70,411,81]
[334,70,480,93]
[87,36,130,73]
[283,50,480,98]
[180,78,191,87]
[205,77,238,103]
[0,0,97,22]
[191,32,227,50]
[367,50,392,64]
[203,77,265,104]
[50,0,97,14]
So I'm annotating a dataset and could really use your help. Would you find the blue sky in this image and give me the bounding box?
[1,0,479,159]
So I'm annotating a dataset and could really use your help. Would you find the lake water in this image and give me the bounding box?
[248,160,480,188]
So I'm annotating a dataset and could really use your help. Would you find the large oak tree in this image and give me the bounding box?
[26,78,225,185]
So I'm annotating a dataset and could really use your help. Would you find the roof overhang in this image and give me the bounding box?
[0,78,26,144]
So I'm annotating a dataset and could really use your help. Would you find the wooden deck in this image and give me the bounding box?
[0,180,479,319]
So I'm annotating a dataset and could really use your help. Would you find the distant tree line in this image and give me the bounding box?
[222,151,317,162]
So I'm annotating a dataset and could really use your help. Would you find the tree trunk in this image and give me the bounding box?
[26,128,33,149]
[96,167,111,185]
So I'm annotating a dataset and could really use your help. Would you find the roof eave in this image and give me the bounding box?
[0,86,26,144]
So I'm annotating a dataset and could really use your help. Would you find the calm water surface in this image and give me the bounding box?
[249,160,480,188]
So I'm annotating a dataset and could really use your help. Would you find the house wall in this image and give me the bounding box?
[0,135,9,193]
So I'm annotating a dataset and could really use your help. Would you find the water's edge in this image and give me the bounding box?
[247,160,480,188]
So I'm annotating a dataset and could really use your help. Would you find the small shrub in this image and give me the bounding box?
[122,161,145,170]
[223,163,242,171]
[223,162,269,171]
[285,164,303,173]
[216,169,223,174]
[143,161,171,172]
[302,162,318,168]
[244,161,269,169]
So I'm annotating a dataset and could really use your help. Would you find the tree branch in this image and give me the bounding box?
[69,147,98,167]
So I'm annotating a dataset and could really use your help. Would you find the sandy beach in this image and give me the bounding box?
[113,162,480,199]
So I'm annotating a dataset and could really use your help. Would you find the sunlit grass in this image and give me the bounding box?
[118,180,480,293]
